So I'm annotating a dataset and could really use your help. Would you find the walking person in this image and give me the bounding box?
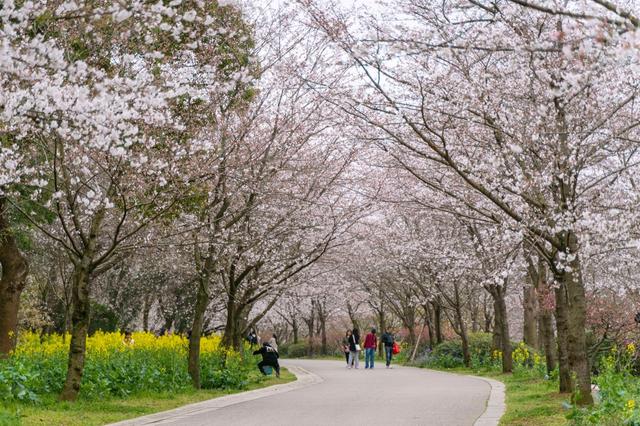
[342,330,352,367]
[348,328,361,369]
[381,329,394,368]
[364,328,377,369]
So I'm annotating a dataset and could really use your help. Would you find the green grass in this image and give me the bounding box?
[417,366,569,426]
[494,373,568,425]
[0,368,295,426]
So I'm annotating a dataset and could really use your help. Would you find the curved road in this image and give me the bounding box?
[116,359,494,426]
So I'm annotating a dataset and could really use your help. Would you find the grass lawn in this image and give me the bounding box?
[424,366,569,425]
[495,373,569,426]
[0,368,295,426]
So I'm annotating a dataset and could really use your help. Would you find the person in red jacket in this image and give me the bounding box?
[363,328,378,369]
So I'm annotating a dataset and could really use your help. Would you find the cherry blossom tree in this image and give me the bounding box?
[2,0,252,400]
[299,0,640,404]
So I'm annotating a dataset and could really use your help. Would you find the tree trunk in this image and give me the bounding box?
[460,325,471,368]
[0,288,21,356]
[554,285,572,394]
[523,285,538,348]
[536,267,556,373]
[424,304,435,350]
[305,301,315,357]
[405,321,416,347]
[292,318,299,344]
[318,303,327,355]
[539,309,556,373]
[188,277,209,389]
[378,309,385,356]
[60,265,91,401]
[470,297,480,333]
[0,199,29,356]
[433,301,443,344]
[346,301,359,331]
[221,304,244,351]
[454,282,471,368]
[483,296,493,333]
[489,284,513,373]
[306,320,314,356]
[492,314,502,351]
[559,235,593,405]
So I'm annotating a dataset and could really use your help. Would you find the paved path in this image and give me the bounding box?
[112,359,501,426]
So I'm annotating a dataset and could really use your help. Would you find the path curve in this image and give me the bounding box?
[111,359,503,426]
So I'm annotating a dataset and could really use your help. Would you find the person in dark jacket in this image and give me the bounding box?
[247,330,258,348]
[253,342,280,377]
[342,330,352,366]
[348,328,361,369]
[381,330,394,368]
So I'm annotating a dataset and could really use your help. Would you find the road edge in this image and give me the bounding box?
[107,365,323,426]
[470,375,506,426]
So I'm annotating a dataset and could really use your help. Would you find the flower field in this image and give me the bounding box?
[0,332,257,403]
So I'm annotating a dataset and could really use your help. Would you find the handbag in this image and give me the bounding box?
[392,341,400,355]
[355,344,361,351]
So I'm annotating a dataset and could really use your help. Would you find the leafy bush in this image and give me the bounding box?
[280,342,308,358]
[0,331,262,402]
[413,333,546,376]
[570,343,640,425]
[415,333,499,369]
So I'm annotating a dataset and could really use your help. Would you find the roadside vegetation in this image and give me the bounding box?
[0,331,294,425]
[411,333,639,425]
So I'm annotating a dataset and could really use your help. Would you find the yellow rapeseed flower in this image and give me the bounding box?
[626,399,636,411]
[13,330,223,360]
[626,343,636,356]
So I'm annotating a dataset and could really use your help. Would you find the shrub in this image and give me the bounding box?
[282,342,308,358]
[414,333,546,375]
[570,343,640,425]
[416,333,497,369]
[0,331,262,402]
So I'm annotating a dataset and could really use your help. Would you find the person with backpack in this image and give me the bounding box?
[381,329,395,368]
[348,328,361,369]
[363,328,378,369]
[253,342,280,377]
